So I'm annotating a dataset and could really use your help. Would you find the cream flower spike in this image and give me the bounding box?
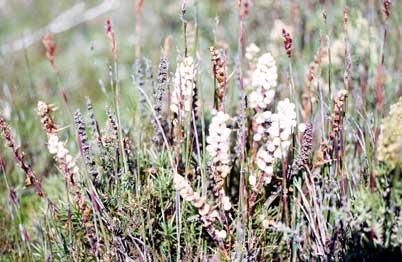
[249,52,277,110]
[256,98,296,183]
[170,56,196,122]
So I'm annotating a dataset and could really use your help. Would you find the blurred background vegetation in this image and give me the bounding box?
[2,0,400,167]
[0,0,401,259]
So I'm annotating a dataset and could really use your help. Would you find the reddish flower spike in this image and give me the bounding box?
[282,28,293,58]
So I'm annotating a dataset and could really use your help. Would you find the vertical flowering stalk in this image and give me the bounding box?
[382,0,391,66]
[106,108,119,140]
[237,3,250,248]
[105,18,129,175]
[134,57,148,121]
[86,97,102,146]
[92,108,115,175]
[42,32,57,72]
[106,19,118,61]
[249,99,296,210]
[323,89,348,158]
[206,111,232,199]
[123,135,136,175]
[173,173,228,252]
[37,101,85,210]
[375,0,391,118]
[74,110,98,183]
[290,123,313,177]
[252,111,273,145]
[0,116,43,197]
[244,43,260,87]
[303,46,327,121]
[282,28,293,59]
[170,56,196,143]
[82,206,98,256]
[282,27,297,114]
[37,101,97,256]
[249,53,277,111]
[174,174,218,229]
[210,46,228,111]
[206,110,233,242]
[249,52,278,156]
[152,56,169,144]
[42,32,72,111]
[106,108,121,173]
[155,57,168,112]
[234,62,249,160]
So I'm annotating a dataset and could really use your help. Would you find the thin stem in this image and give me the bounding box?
[113,61,129,175]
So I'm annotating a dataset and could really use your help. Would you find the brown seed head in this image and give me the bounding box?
[282,28,293,58]
[42,32,57,71]
[105,19,118,61]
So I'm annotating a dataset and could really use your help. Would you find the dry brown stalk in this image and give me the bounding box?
[105,19,118,61]
[210,46,228,111]
[42,32,57,72]
[322,89,348,159]
[0,116,44,197]
[302,47,327,121]
[82,206,98,256]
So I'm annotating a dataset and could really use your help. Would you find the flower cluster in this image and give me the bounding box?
[74,110,98,182]
[249,53,277,110]
[282,28,293,58]
[37,101,57,134]
[245,43,260,61]
[210,46,228,111]
[254,99,296,183]
[105,19,117,61]
[221,195,232,211]
[152,57,169,144]
[302,46,327,121]
[42,32,57,70]
[47,134,79,175]
[38,102,95,252]
[322,89,348,157]
[291,123,313,176]
[377,97,402,171]
[253,111,272,142]
[206,111,232,194]
[173,174,219,232]
[170,56,196,122]
[37,101,80,187]
[155,57,169,114]
[244,43,260,88]
[270,98,297,145]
